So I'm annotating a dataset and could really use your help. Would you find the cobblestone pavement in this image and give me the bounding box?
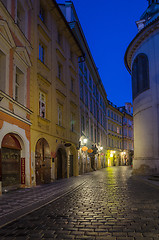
[0,166,159,240]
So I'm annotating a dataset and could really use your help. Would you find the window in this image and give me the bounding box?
[97,131,100,143]
[96,88,99,102]
[91,125,93,141]
[80,75,84,101]
[39,3,45,22]
[71,113,75,132]
[39,43,45,63]
[39,91,46,118]
[79,62,83,71]
[132,53,149,99]
[93,83,96,95]
[57,30,62,46]
[15,67,25,105]
[15,73,19,102]
[108,109,110,117]
[70,50,73,62]
[101,111,103,125]
[94,128,97,143]
[97,106,99,121]
[86,120,89,136]
[100,96,103,106]
[114,114,116,120]
[58,105,62,126]
[0,50,6,92]
[89,75,92,89]
[93,99,96,118]
[90,93,93,113]
[58,63,62,80]
[85,84,88,107]
[117,115,118,122]
[84,64,87,80]
[111,111,113,119]
[81,115,85,133]
[17,0,25,34]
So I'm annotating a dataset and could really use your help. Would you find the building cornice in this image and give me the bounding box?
[124,16,159,73]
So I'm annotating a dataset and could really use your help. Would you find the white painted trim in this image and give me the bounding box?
[0,107,32,125]
[0,121,31,186]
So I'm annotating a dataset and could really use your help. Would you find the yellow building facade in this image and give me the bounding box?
[107,101,123,167]
[30,0,83,186]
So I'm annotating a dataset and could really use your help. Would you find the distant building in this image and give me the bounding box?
[125,0,159,174]
[106,101,133,167]
[107,101,123,167]
[59,1,108,173]
[119,103,134,166]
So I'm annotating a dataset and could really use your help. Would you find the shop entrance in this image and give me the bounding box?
[1,134,21,188]
[35,138,51,185]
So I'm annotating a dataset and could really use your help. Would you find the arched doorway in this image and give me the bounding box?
[56,148,67,179]
[1,134,21,188]
[35,138,51,185]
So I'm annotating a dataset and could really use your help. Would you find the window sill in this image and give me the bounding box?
[38,115,50,123]
[56,77,66,86]
[56,124,65,130]
[38,59,50,72]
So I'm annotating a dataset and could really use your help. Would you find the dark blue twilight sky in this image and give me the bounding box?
[56,0,148,106]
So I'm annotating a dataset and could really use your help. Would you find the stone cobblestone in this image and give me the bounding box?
[0,167,159,239]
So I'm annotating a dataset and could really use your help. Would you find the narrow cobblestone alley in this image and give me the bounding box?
[0,166,159,240]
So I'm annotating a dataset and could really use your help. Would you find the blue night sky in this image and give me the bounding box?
[56,0,148,106]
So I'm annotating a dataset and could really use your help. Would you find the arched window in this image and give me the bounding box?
[132,53,149,100]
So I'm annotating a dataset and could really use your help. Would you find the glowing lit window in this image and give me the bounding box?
[39,92,46,118]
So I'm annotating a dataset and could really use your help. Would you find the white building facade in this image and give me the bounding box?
[125,0,159,174]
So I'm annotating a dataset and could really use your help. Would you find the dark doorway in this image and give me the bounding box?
[56,148,67,179]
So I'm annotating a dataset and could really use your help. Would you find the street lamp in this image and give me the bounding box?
[83,138,87,144]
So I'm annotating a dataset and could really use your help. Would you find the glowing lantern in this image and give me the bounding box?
[82,146,88,152]
[87,149,93,153]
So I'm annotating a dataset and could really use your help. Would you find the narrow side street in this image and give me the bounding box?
[0,166,159,240]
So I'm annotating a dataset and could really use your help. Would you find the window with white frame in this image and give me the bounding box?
[39,91,46,118]
[0,50,6,92]
[58,104,63,126]
[15,67,25,105]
